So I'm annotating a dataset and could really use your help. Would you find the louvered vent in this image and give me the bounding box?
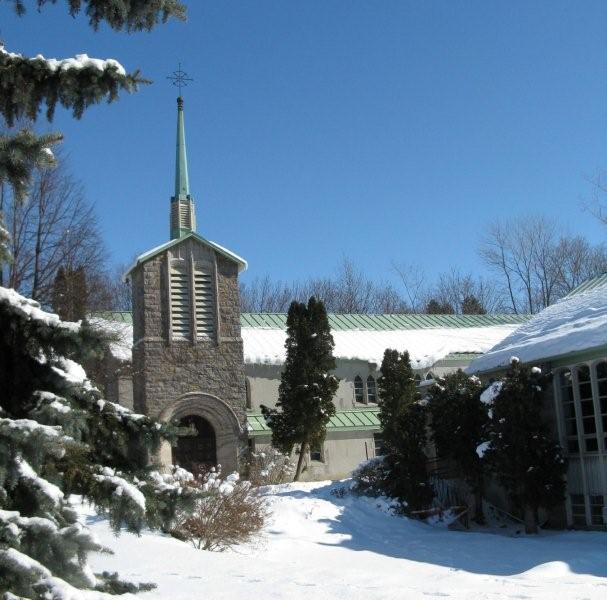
[179,202,191,229]
[194,263,215,339]
[170,262,191,338]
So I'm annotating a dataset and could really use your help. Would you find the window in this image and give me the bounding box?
[595,362,607,451]
[578,366,598,452]
[245,378,252,410]
[354,376,364,403]
[367,376,377,403]
[193,262,215,339]
[560,369,578,454]
[590,495,605,526]
[170,261,191,338]
[373,433,385,457]
[310,444,323,462]
[426,372,435,381]
[570,494,586,526]
[414,374,422,383]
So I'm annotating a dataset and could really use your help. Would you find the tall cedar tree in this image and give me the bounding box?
[0,0,186,219]
[427,370,488,523]
[52,266,88,322]
[378,349,433,511]
[484,359,567,533]
[0,287,197,597]
[262,297,338,481]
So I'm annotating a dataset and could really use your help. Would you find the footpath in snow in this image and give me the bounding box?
[85,481,607,600]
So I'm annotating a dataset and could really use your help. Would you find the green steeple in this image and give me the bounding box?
[174,96,190,198]
[170,96,196,239]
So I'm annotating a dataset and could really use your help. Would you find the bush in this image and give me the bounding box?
[247,448,294,486]
[350,457,407,513]
[172,467,267,551]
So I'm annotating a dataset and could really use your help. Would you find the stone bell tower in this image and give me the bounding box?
[126,93,248,473]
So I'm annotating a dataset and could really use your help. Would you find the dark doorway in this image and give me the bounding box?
[173,415,217,474]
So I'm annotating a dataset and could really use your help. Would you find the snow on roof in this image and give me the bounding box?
[89,318,134,362]
[468,284,607,373]
[242,325,519,369]
[94,317,519,369]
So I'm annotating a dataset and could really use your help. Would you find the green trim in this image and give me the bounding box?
[123,231,247,279]
[246,408,381,437]
[240,312,529,331]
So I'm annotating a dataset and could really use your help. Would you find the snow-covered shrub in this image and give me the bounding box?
[246,448,294,486]
[351,457,392,497]
[0,287,198,598]
[173,467,267,551]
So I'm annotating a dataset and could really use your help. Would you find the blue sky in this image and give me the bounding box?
[3,1,606,286]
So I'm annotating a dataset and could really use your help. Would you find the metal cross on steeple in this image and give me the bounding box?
[166,63,193,96]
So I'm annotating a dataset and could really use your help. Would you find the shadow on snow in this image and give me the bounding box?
[268,482,607,579]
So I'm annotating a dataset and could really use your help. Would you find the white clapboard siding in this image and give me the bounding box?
[194,263,215,339]
[170,262,191,338]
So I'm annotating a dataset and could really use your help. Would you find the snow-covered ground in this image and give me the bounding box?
[83,481,607,599]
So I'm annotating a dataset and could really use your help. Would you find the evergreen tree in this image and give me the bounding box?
[0,287,197,597]
[53,266,89,322]
[377,349,433,511]
[483,358,567,533]
[461,295,486,315]
[425,299,455,314]
[427,370,488,523]
[262,297,338,481]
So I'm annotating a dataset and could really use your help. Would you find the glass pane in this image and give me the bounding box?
[354,376,364,402]
[560,370,572,387]
[581,399,595,416]
[564,402,576,419]
[596,362,607,380]
[579,383,593,400]
[586,438,599,452]
[571,494,585,504]
[568,439,580,453]
[583,418,597,434]
[578,366,591,383]
[601,398,607,413]
[566,419,578,436]
[599,380,607,397]
[590,495,603,505]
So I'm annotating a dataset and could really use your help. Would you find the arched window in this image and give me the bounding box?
[367,375,377,404]
[354,375,364,403]
[414,374,422,383]
[245,378,252,410]
[425,372,435,381]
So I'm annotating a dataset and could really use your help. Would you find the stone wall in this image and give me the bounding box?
[131,239,247,472]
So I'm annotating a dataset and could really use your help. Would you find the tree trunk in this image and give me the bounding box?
[473,490,485,525]
[294,441,308,482]
[523,504,538,534]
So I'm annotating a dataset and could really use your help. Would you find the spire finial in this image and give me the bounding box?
[166,63,193,97]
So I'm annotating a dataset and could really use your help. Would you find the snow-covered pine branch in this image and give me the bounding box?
[0,46,146,126]
[6,0,186,32]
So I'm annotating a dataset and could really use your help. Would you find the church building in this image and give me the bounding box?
[99,96,528,480]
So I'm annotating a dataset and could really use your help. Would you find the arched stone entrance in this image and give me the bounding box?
[158,392,243,473]
[173,415,217,473]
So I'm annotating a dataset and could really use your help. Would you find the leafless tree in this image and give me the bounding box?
[1,153,109,309]
[392,262,427,312]
[480,215,607,313]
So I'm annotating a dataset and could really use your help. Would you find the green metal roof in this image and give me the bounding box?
[240,312,529,330]
[93,311,528,331]
[247,408,381,437]
[566,273,607,297]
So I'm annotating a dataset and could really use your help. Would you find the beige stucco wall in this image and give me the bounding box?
[252,429,379,481]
